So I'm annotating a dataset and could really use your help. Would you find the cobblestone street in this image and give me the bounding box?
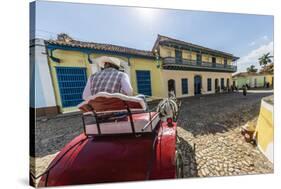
[177,91,273,177]
[31,91,273,180]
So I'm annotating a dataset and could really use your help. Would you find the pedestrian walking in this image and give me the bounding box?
[242,85,247,96]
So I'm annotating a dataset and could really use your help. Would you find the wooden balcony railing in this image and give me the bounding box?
[163,57,237,72]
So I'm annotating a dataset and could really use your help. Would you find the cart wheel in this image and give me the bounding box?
[175,150,184,178]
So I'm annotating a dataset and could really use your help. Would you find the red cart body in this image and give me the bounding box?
[38,93,180,187]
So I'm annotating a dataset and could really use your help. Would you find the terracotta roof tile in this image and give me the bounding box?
[46,34,155,58]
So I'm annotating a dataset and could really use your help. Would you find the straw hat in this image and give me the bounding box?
[95,56,121,68]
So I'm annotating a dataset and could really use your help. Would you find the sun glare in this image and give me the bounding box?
[136,7,158,20]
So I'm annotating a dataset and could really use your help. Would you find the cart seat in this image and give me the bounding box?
[78,92,147,114]
[84,112,160,135]
[77,92,159,135]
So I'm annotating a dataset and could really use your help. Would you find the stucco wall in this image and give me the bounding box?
[159,45,233,64]
[130,58,165,99]
[265,75,273,86]
[234,75,273,88]
[162,70,232,98]
[30,38,57,108]
[255,96,273,162]
[48,49,132,113]
[47,45,237,113]
[159,46,175,57]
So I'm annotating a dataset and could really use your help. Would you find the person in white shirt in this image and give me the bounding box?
[82,56,133,100]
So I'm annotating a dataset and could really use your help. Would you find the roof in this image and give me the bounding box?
[152,34,239,60]
[46,34,155,58]
[45,33,239,61]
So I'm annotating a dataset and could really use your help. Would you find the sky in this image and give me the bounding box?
[33,1,274,73]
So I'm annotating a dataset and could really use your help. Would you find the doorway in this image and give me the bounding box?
[194,75,202,95]
[215,78,219,91]
[168,79,176,96]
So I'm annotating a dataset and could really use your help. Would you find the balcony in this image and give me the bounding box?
[162,57,237,72]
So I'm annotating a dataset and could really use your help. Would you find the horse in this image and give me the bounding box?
[156,92,180,121]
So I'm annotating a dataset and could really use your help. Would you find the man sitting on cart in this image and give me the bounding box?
[82,56,133,99]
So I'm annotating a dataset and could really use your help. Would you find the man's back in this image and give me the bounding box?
[82,67,132,99]
[90,68,123,95]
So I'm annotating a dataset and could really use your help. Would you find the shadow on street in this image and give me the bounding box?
[177,92,273,136]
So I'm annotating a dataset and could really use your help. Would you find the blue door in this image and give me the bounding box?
[56,67,87,108]
[136,70,152,96]
[194,75,202,95]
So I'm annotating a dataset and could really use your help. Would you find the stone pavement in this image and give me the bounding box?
[176,92,273,177]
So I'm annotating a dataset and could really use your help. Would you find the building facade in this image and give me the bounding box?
[31,34,239,116]
[153,35,238,97]
[232,72,274,89]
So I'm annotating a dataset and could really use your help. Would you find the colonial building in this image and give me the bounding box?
[31,34,239,116]
[153,35,239,97]
[42,34,164,114]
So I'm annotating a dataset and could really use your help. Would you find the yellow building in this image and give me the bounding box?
[45,34,161,113]
[40,34,239,115]
[153,35,239,97]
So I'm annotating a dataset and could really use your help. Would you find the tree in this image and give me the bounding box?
[247,65,258,73]
[260,63,274,74]
[259,53,273,67]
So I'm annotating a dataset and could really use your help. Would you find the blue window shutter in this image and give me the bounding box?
[136,70,152,96]
[181,78,188,94]
[56,67,87,108]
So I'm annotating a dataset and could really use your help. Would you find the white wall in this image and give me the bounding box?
[30,38,57,108]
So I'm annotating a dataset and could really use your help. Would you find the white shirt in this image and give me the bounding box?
[82,72,133,100]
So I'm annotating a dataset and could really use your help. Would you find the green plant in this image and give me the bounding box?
[259,52,273,67]
[246,65,258,73]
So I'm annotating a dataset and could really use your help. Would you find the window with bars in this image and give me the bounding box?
[136,70,152,96]
[56,67,87,108]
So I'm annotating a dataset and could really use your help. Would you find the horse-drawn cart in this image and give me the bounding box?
[35,92,183,187]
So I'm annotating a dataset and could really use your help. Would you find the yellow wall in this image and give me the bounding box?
[161,70,232,98]
[48,49,136,113]
[265,75,274,86]
[159,46,234,64]
[216,57,222,64]
[129,58,165,99]
[48,49,91,113]
[255,98,273,162]
[182,50,191,59]
[159,46,175,57]
[202,54,210,62]
[227,59,232,65]
[48,47,237,113]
